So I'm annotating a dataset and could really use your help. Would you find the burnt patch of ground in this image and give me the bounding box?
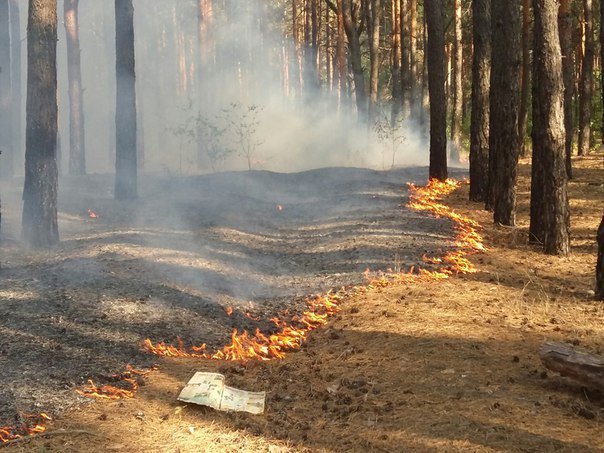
[0,166,458,426]
[2,157,601,453]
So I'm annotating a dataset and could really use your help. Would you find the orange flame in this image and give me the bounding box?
[75,365,152,400]
[226,306,234,316]
[0,413,52,443]
[87,209,97,219]
[143,179,485,363]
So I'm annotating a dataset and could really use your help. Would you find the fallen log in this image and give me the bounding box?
[539,341,604,391]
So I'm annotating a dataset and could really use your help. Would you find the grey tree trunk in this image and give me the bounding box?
[0,0,12,178]
[488,0,521,225]
[22,0,59,248]
[518,0,531,157]
[469,0,491,203]
[342,0,367,123]
[450,0,462,163]
[600,0,604,151]
[390,0,402,124]
[114,0,137,200]
[530,0,570,255]
[578,0,594,156]
[558,0,573,179]
[64,0,86,175]
[424,0,447,181]
[367,0,381,125]
[8,0,21,172]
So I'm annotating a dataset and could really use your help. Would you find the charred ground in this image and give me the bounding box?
[0,166,459,427]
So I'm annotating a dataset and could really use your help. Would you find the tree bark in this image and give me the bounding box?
[601,0,604,149]
[518,0,531,157]
[197,0,214,108]
[469,0,491,203]
[64,0,86,176]
[424,0,447,181]
[577,0,593,156]
[530,0,570,255]
[8,0,21,172]
[114,0,137,200]
[342,0,367,123]
[597,215,604,300]
[0,0,12,178]
[488,0,521,225]
[367,0,381,125]
[390,0,402,124]
[450,0,462,163]
[408,0,417,116]
[558,0,573,179]
[335,0,348,111]
[22,0,59,248]
[400,0,409,116]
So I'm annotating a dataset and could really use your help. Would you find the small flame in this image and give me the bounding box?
[276,204,283,211]
[143,179,485,363]
[75,365,151,400]
[0,413,52,443]
[87,209,97,219]
[226,306,234,316]
[144,290,343,361]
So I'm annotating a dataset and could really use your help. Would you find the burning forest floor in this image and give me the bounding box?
[1,158,604,452]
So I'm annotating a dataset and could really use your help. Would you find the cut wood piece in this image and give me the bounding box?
[539,341,604,391]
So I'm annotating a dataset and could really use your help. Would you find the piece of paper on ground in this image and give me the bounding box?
[178,371,266,414]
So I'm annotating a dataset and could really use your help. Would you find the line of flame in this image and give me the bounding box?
[143,178,485,362]
[0,178,483,444]
[0,413,52,443]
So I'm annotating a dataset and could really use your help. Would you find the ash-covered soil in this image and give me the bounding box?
[0,166,461,426]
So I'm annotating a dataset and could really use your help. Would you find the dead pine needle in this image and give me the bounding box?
[0,429,104,448]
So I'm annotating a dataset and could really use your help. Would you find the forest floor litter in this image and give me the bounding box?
[1,158,603,452]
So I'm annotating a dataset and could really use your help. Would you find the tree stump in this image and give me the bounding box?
[539,341,604,391]
[597,215,604,300]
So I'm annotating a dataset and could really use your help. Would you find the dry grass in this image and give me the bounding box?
[4,155,603,453]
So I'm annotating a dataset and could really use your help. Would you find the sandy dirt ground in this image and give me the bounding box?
[1,157,602,452]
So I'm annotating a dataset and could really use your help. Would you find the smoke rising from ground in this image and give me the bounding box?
[49,0,431,175]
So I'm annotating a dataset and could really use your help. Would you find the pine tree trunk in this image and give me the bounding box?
[600,0,604,148]
[342,0,367,123]
[578,0,593,156]
[336,0,347,111]
[400,0,409,116]
[0,0,12,178]
[531,0,570,255]
[450,0,462,163]
[114,0,137,200]
[597,215,604,300]
[558,0,573,179]
[424,0,447,181]
[8,0,21,172]
[518,0,531,157]
[469,0,491,203]
[22,0,59,248]
[390,0,402,125]
[408,0,417,116]
[489,0,521,225]
[197,0,214,109]
[64,0,86,176]
[367,0,381,125]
